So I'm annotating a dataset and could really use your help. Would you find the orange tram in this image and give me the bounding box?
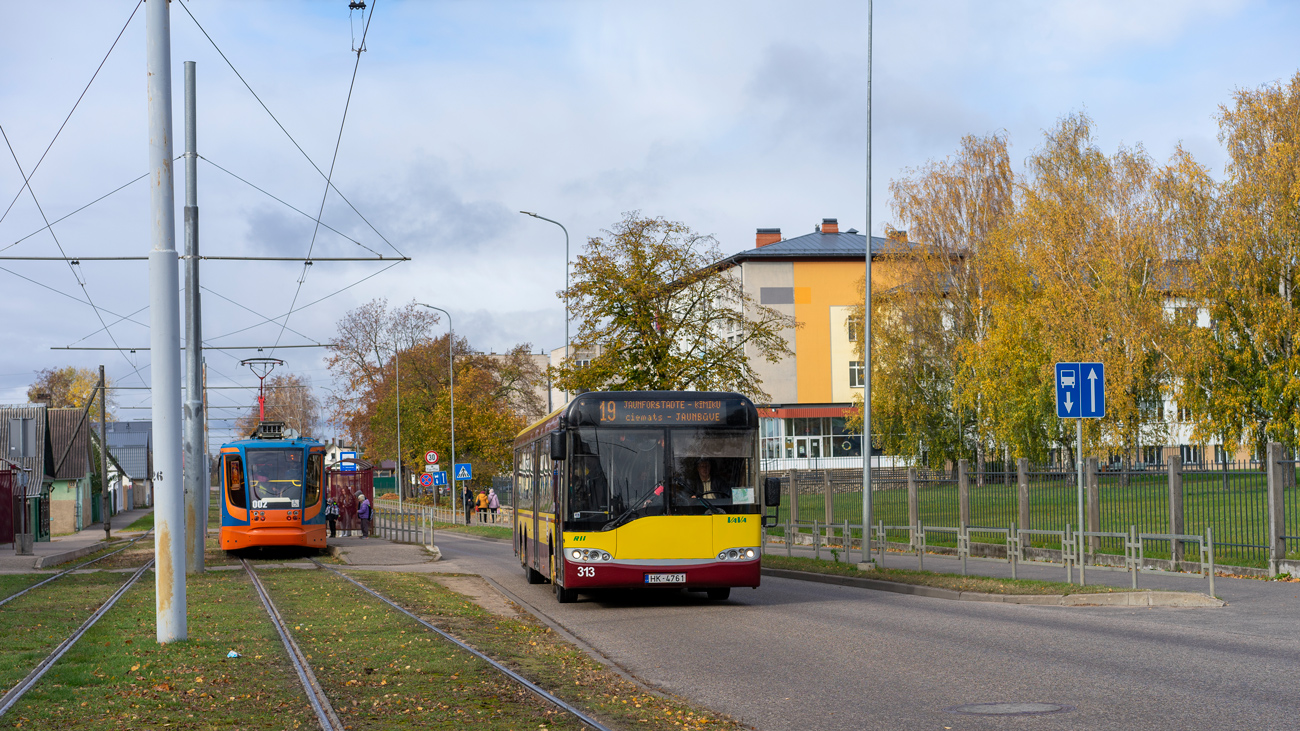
[219,422,327,551]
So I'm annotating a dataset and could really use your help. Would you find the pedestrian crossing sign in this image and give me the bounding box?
[455,463,473,481]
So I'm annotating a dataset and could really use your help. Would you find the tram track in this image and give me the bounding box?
[0,529,155,609]
[307,557,613,731]
[241,558,345,731]
[0,558,155,718]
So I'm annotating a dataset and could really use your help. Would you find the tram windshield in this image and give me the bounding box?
[566,427,757,531]
[247,448,304,508]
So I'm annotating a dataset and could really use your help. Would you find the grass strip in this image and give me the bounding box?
[333,570,747,731]
[124,512,154,532]
[6,571,317,730]
[260,568,588,730]
[433,523,513,540]
[0,573,136,694]
[762,554,1145,595]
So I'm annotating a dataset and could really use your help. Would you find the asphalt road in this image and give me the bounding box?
[432,531,1300,730]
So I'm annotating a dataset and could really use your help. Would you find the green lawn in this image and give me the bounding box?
[124,511,154,532]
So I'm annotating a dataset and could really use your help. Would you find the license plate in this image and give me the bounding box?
[644,573,686,584]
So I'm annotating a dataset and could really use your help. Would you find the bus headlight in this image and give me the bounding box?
[717,547,759,562]
[744,549,755,559]
[571,550,582,560]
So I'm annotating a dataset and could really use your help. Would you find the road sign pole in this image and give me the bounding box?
[1077,416,1085,585]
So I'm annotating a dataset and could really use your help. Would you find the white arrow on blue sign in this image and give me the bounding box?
[454,463,473,481]
[1055,362,1105,418]
[431,471,447,486]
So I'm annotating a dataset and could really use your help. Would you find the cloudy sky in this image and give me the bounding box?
[0,0,1296,444]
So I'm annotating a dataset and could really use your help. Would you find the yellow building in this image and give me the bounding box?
[717,218,909,469]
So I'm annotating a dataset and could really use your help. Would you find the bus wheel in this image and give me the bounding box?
[706,587,730,601]
[555,581,577,603]
[526,566,547,584]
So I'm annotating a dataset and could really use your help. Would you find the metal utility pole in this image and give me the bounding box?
[183,60,204,575]
[99,365,110,541]
[860,0,874,565]
[147,0,187,643]
[415,304,455,521]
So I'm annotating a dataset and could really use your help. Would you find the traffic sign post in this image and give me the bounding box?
[1056,362,1105,586]
[454,463,473,482]
[431,471,447,487]
[340,451,357,472]
[424,450,439,465]
[418,473,434,488]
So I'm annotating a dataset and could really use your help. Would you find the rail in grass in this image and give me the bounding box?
[512,391,783,603]
[218,421,326,551]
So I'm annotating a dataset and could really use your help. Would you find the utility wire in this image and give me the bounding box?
[176,0,404,259]
[0,125,146,387]
[199,156,383,258]
[272,0,377,356]
[201,284,322,344]
[205,259,401,343]
[2,170,150,255]
[0,1,143,228]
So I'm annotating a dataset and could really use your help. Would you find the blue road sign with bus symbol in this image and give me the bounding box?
[431,471,447,486]
[1055,362,1105,418]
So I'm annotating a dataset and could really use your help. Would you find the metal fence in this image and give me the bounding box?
[371,504,436,546]
[762,450,1300,572]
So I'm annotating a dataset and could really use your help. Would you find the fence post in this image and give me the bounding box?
[1168,455,1183,565]
[787,469,798,524]
[958,459,970,529]
[907,467,918,534]
[1267,442,1285,577]
[823,469,833,527]
[1017,458,1030,532]
[1086,457,1100,553]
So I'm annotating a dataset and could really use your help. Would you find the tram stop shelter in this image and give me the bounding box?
[327,457,375,534]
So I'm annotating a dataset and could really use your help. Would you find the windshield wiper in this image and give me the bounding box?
[602,484,662,531]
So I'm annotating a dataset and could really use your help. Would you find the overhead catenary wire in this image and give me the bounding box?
[175,0,404,259]
[271,0,378,356]
[0,126,147,388]
[0,1,143,229]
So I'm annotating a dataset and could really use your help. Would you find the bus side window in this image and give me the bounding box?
[225,454,246,510]
[305,453,322,507]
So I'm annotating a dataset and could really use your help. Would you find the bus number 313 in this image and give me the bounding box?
[577,566,595,578]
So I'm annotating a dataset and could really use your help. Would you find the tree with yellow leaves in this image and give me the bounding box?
[27,366,114,418]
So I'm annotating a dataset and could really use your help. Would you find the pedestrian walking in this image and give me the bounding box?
[325,498,340,538]
[357,492,373,538]
[487,488,500,523]
[463,486,473,525]
[475,490,490,523]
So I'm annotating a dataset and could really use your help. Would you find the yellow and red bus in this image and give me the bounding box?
[513,391,780,603]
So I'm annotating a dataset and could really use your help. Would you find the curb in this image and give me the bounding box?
[35,541,111,569]
[760,567,1225,607]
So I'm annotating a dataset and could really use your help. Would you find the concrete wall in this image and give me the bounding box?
[743,260,797,404]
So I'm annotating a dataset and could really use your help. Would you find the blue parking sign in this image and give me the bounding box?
[1055,362,1105,418]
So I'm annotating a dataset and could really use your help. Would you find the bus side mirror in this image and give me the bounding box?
[764,476,781,507]
[550,432,566,461]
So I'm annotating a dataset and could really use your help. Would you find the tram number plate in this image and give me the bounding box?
[644,573,686,584]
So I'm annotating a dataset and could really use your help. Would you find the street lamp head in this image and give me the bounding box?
[520,211,538,218]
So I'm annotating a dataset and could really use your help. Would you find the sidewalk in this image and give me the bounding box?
[0,506,154,572]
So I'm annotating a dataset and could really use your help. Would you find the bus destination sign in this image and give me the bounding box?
[597,398,729,426]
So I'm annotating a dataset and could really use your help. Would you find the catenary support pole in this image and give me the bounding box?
[183,60,204,575]
[860,0,874,564]
[99,365,110,541]
[396,346,402,507]
[147,0,187,643]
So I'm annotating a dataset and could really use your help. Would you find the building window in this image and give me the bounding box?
[848,361,865,388]
[847,315,860,342]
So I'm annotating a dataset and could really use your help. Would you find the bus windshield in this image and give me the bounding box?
[568,429,665,532]
[668,428,759,516]
[247,448,304,508]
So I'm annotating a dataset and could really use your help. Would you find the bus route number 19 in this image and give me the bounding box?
[599,402,617,422]
[577,566,595,578]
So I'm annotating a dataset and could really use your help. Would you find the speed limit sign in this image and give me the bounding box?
[424,450,439,465]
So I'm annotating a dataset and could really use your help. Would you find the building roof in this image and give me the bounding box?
[47,408,91,480]
[718,230,902,268]
[1,404,51,496]
[100,421,152,480]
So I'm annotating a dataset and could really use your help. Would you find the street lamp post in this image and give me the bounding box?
[415,303,455,522]
[520,211,569,403]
